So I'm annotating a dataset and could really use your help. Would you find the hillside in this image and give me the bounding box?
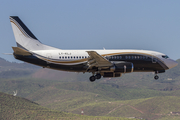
[0,91,72,120]
[1,57,180,119]
[0,92,136,120]
[24,81,180,120]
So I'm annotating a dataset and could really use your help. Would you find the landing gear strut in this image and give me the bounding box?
[154,71,159,80]
[89,73,101,82]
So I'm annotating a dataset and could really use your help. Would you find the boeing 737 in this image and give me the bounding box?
[9,16,178,82]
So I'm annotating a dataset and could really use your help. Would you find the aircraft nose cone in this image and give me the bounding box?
[167,60,178,69]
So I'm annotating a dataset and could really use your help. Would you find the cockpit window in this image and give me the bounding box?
[162,55,169,59]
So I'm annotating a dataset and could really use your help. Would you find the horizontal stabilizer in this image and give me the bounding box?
[12,47,32,56]
[3,53,13,55]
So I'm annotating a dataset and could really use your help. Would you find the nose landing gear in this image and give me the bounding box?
[154,71,159,80]
[89,73,101,82]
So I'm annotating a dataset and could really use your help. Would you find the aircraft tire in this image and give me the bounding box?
[90,76,96,82]
[154,75,159,80]
[95,74,101,79]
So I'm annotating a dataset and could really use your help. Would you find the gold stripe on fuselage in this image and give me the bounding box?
[36,51,165,65]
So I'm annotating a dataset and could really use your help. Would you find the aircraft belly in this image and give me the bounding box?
[110,59,166,72]
[132,61,165,72]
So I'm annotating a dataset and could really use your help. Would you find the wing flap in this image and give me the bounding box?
[86,51,112,68]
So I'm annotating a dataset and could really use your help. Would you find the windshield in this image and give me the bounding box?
[162,55,169,59]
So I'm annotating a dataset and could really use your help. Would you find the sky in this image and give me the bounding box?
[0,0,180,62]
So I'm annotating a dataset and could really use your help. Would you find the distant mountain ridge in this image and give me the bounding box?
[0,57,38,68]
[0,57,39,78]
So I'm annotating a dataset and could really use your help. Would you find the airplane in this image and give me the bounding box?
[9,16,178,82]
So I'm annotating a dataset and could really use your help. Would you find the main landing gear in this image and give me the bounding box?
[89,73,101,82]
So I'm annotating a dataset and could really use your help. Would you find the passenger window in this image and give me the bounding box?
[79,56,81,59]
[62,56,64,59]
[82,56,84,59]
[59,56,61,59]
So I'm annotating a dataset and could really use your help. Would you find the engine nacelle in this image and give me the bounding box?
[112,62,134,73]
[103,72,122,78]
[102,62,133,78]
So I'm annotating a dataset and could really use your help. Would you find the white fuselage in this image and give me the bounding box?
[32,49,177,69]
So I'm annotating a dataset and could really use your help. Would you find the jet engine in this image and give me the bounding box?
[102,62,133,78]
[110,62,134,73]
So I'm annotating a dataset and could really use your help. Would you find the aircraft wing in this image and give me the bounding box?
[86,51,112,69]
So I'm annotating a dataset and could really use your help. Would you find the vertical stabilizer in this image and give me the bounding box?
[10,16,58,51]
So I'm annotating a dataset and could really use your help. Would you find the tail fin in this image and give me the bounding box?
[10,16,58,51]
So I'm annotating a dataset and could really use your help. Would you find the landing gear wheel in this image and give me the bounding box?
[89,76,96,82]
[95,74,101,79]
[154,75,159,80]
